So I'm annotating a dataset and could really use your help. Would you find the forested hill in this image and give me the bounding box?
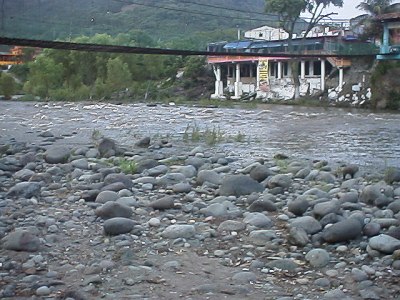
[0,0,277,49]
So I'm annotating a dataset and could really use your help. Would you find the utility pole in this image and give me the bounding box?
[1,0,5,34]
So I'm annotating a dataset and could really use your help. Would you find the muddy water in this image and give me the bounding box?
[1,101,399,170]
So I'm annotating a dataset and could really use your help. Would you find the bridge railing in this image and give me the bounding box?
[323,40,379,55]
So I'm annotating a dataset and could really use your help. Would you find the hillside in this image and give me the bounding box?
[0,0,275,49]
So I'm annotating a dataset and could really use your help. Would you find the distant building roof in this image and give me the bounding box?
[377,12,400,21]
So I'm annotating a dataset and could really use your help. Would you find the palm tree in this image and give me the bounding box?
[355,0,394,41]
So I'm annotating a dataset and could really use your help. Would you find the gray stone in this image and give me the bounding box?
[135,136,150,147]
[339,191,359,203]
[303,188,330,199]
[44,146,71,164]
[7,182,41,198]
[185,157,205,170]
[369,234,400,254]
[351,268,368,282]
[288,196,309,216]
[98,138,116,157]
[175,165,197,178]
[265,259,298,271]
[387,226,400,240]
[313,200,340,218]
[1,230,40,252]
[103,217,135,235]
[197,170,222,185]
[14,168,35,181]
[290,216,322,234]
[243,212,273,228]
[267,174,292,189]
[104,173,133,189]
[172,182,192,193]
[71,158,89,170]
[200,203,228,217]
[149,196,175,210]
[360,184,384,205]
[95,201,133,220]
[288,226,310,247]
[147,165,169,176]
[249,164,274,182]
[387,200,400,214]
[384,167,400,184]
[315,171,336,183]
[36,286,51,296]
[232,271,257,283]
[95,190,119,204]
[161,225,195,239]
[305,248,330,268]
[136,159,159,173]
[219,175,264,196]
[363,222,381,237]
[248,198,277,212]
[249,230,277,245]
[322,218,363,243]
[217,220,246,232]
[157,173,187,186]
[295,168,311,179]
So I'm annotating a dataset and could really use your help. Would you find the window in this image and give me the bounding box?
[313,61,321,76]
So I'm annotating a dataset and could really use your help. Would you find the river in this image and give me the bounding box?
[1,101,399,171]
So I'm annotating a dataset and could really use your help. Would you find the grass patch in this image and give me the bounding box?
[115,158,138,174]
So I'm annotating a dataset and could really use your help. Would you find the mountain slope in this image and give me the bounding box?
[0,0,274,47]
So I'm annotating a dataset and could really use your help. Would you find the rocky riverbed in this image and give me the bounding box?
[0,101,400,300]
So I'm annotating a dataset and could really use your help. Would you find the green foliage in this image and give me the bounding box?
[183,123,225,145]
[116,158,137,174]
[371,61,400,109]
[0,73,17,99]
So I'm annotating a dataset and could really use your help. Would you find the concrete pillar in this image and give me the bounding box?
[300,60,305,79]
[382,23,390,53]
[256,61,260,89]
[233,63,241,99]
[211,64,224,99]
[321,59,326,91]
[338,67,344,91]
[277,61,282,79]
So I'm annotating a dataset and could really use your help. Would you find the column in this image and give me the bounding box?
[211,64,224,99]
[338,67,344,91]
[233,63,241,99]
[300,61,305,79]
[256,61,260,89]
[320,59,326,91]
[277,61,282,79]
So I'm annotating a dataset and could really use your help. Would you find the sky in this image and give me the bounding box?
[329,0,400,19]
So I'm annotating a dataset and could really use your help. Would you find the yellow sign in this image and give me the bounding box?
[259,59,269,82]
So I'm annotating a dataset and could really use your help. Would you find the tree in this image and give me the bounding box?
[0,73,17,99]
[356,0,394,41]
[265,0,343,99]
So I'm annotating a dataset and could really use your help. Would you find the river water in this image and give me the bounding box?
[1,101,399,171]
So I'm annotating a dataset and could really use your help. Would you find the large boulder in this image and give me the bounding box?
[249,165,274,182]
[7,182,41,198]
[267,174,292,189]
[95,201,133,220]
[44,146,71,164]
[1,230,40,252]
[322,218,363,243]
[219,175,264,196]
[104,173,133,189]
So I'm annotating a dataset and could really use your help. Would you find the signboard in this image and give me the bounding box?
[259,59,269,92]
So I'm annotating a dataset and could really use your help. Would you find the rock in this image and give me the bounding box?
[232,271,257,283]
[384,167,400,184]
[200,203,228,217]
[174,165,197,178]
[249,164,274,182]
[136,159,159,173]
[219,175,264,196]
[135,136,150,147]
[313,200,340,218]
[315,171,336,183]
[265,259,298,271]
[360,184,385,205]
[369,234,400,254]
[305,248,330,268]
[157,173,187,186]
[288,226,310,247]
[363,222,381,237]
[243,212,273,228]
[95,190,119,204]
[98,138,116,157]
[149,196,175,210]
[36,286,51,296]
[322,218,363,243]
[295,168,311,179]
[172,182,192,193]
[1,230,40,252]
[161,225,195,239]
[44,146,71,164]
[339,191,359,203]
[103,218,135,235]
[288,196,310,216]
[290,216,322,234]
[217,220,246,232]
[14,168,35,181]
[196,170,222,185]
[71,158,89,170]
[387,200,400,214]
[387,227,400,240]
[249,230,277,246]
[7,182,41,198]
[267,174,292,189]
[95,201,133,219]
[341,164,359,180]
[248,198,277,212]
[104,173,133,189]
